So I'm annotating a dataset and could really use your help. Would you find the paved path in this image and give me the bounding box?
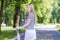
[35,24,57,30]
[36,30,60,40]
[11,24,60,40]
[12,29,60,40]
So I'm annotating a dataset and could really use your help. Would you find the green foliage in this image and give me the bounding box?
[32,0,53,23]
[56,25,60,32]
[0,27,25,40]
[0,0,60,26]
[0,1,1,8]
[4,1,15,26]
[32,0,59,24]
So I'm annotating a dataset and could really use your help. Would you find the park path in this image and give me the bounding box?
[11,24,60,40]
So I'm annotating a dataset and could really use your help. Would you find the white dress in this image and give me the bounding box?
[24,13,36,40]
[24,29,36,40]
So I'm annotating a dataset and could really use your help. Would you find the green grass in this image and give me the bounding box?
[0,27,25,40]
[56,25,60,32]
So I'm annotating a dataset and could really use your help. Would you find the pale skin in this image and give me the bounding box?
[19,18,32,29]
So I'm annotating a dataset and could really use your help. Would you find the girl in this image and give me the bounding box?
[19,4,36,40]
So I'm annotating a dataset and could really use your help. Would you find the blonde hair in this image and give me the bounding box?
[27,4,34,13]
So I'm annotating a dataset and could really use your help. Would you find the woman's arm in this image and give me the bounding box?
[19,18,32,29]
[23,18,32,27]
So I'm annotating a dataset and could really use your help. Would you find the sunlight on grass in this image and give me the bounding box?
[1,27,15,31]
[56,25,60,32]
[0,27,25,40]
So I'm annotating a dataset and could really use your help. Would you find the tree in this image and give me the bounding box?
[0,0,4,33]
[57,0,60,23]
[32,0,53,23]
[50,0,58,23]
[13,0,32,28]
[32,0,59,24]
[4,0,15,26]
[13,0,21,28]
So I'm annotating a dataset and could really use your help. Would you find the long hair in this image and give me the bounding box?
[27,4,35,22]
[27,4,34,13]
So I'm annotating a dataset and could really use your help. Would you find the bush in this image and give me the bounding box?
[56,24,60,32]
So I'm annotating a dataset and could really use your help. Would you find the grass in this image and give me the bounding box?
[0,27,25,40]
[56,25,60,32]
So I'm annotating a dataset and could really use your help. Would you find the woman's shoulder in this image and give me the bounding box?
[27,13,34,19]
[29,13,34,16]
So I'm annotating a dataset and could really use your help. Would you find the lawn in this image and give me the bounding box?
[0,27,25,40]
[56,24,60,32]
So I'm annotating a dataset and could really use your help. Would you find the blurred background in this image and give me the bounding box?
[0,0,60,40]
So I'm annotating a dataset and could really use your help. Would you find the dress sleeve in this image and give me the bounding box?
[28,13,34,19]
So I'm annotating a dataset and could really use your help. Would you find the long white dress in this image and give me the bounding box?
[24,29,36,40]
[24,13,36,40]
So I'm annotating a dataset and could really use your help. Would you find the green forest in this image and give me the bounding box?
[0,0,60,30]
[0,0,60,40]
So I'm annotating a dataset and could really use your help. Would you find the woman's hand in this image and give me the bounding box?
[19,26,24,29]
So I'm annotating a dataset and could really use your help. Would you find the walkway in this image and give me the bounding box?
[11,24,60,40]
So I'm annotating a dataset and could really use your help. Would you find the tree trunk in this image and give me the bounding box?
[13,0,20,28]
[0,0,4,33]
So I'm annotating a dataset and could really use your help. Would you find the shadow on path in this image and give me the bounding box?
[13,29,60,40]
[36,29,60,40]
